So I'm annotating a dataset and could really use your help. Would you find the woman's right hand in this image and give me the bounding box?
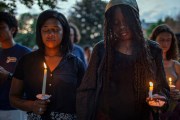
[32,99,50,115]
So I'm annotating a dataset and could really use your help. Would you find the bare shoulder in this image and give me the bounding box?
[173,60,180,66]
[172,60,180,73]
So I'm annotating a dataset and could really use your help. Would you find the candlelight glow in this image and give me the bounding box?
[149,82,153,87]
[169,77,172,82]
[44,62,47,69]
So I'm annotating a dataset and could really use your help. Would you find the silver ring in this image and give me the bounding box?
[39,107,42,112]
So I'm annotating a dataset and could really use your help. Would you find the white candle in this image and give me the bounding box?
[149,82,153,99]
[168,77,175,89]
[169,77,172,86]
[42,62,47,95]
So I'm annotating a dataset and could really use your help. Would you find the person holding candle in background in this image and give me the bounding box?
[9,10,85,120]
[150,24,180,120]
[0,11,31,120]
[76,0,170,120]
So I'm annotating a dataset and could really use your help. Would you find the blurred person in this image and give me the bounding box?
[0,11,31,120]
[150,24,180,120]
[76,0,170,120]
[69,23,87,67]
[84,45,93,64]
[175,33,180,59]
[9,10,85,120]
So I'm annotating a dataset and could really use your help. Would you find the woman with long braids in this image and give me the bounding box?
[76,0,170,120]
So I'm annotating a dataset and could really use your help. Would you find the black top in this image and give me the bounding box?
[13,50,85,114]
[97,51,136,120]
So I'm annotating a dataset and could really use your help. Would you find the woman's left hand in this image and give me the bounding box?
[170,89,180,100]
[146,94,166,108]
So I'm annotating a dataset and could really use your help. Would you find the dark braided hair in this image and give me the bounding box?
[103,5,155,114]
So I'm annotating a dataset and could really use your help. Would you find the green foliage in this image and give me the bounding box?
[0,0,67,14]
[146,19,164,38]
[14,13,38,48]
[68,0,107,46]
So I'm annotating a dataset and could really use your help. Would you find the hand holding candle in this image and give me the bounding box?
[36,62,51,100]
[149,82,153,99]
[147,82,166,107]
[42,62,47,95]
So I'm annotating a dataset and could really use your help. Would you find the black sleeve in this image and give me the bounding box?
[153,44,170,98]
[76,41,104,120]
[76,58,86,88]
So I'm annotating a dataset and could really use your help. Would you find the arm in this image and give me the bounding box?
[174,61,180,90]
[151,45,170,110]
[9,77,34,112]
[77,58,86,88]
[76,41,104,120]
[9,77,49,115]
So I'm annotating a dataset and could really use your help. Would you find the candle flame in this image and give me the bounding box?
[169,77,172,82]
[149,82,153,87]
[43,62,47,69]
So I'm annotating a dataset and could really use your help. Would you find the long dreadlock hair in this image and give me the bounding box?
[103,5,156,113]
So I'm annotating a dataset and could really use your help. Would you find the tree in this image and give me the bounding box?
[0,0,67,14]
[146,19,164,38]
[164,14,180,33]
[15,13,38,48]
[68,0,107,46]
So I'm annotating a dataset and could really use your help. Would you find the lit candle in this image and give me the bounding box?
[168,77,175,89]
[149,82,153,99]
[169,77,172,86]
[42,62,47,95]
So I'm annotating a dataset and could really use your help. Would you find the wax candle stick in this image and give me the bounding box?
[169,77,172,86]
[149,82,153,99]
[42,62,47,95]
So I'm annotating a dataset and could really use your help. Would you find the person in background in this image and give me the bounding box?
[0,11,31,120]
[150,24,180,120]
[83,45,93,65]
[175,33,180,59]
[76,0,170,120]
[69,23,87,67]
[9,10,85,120]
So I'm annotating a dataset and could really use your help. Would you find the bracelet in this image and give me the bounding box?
[7,73,13,81]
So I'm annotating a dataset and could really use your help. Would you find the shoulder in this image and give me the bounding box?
[146,40,162,57]
[15,44,31,53]
[20,50,42,62]
[146,40,161,51]
[73,44,83,51]
[93,40,105,54]
[94,40,104,49]
[172,60,180,71]
[66,53,86,68]
[66,53,82,63]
